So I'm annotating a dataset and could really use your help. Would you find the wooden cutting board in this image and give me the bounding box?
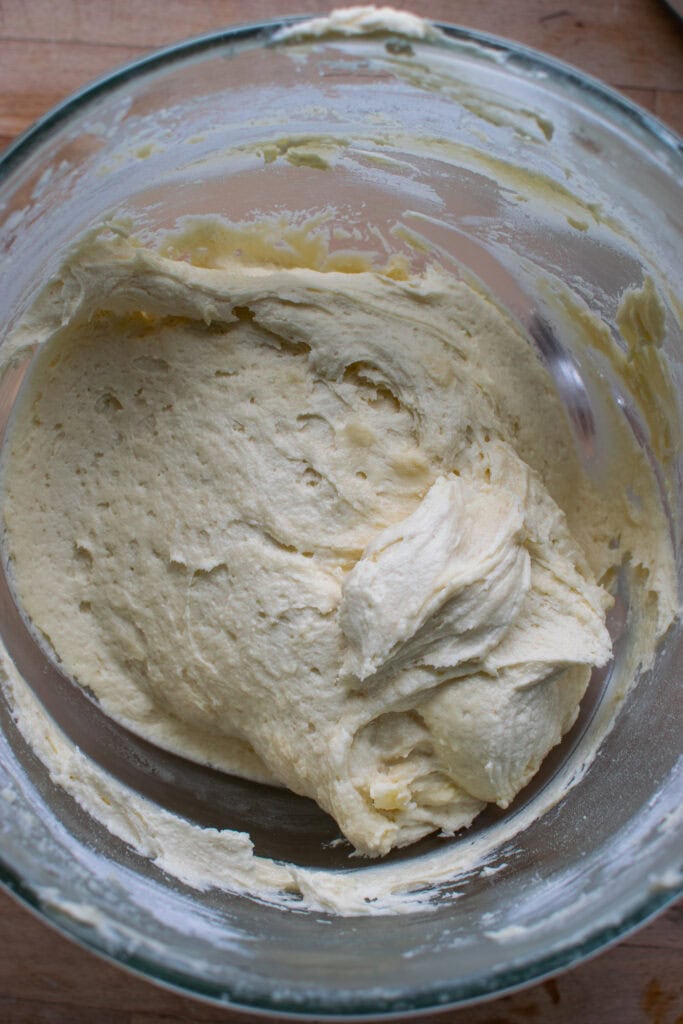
[0,2,681,1022]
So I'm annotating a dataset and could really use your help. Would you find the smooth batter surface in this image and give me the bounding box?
[3,223,666,859]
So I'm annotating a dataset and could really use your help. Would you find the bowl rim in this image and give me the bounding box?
[0,10,680,182]
[0,11,681,1019]
[0,861,679,1020]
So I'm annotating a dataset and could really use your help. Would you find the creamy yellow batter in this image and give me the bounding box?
[1,221,674,860]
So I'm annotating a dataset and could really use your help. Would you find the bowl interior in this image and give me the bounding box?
[0,19,681,1017]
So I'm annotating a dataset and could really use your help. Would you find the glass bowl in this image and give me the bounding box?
[0,13,681,1018]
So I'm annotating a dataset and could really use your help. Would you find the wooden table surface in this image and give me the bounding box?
[0,2,681,1022]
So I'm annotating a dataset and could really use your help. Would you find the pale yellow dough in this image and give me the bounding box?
[0,229,673,857]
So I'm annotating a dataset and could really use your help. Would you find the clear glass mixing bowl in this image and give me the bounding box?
[0,15,681,1018]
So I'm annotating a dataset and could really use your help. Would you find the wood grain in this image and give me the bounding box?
[0,1,681,1022]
